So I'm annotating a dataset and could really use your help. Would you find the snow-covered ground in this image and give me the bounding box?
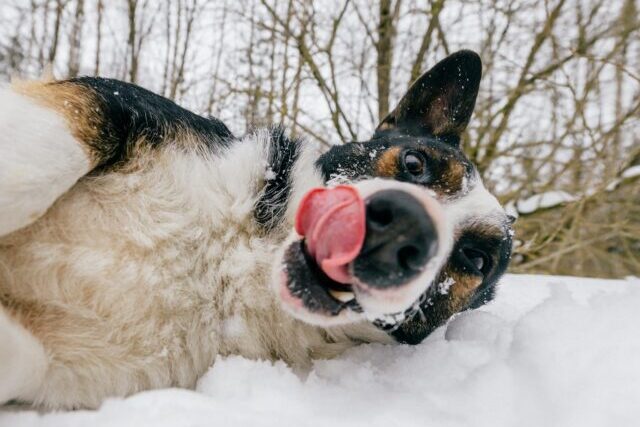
[2,274,640,427]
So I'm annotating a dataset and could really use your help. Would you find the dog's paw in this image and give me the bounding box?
[0,309,47,403]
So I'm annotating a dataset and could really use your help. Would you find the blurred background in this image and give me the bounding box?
[0,0,638,278]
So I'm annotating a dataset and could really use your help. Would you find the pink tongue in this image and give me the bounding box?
[295,186,366,284]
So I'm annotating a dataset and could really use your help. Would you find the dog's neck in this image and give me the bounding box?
[175,129,393,363]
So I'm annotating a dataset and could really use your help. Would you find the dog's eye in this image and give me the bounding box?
[403,151,426,176]
[461,248,490,275]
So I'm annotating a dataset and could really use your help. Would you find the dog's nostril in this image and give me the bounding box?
[367,199,394,229]
[397,245,422,272]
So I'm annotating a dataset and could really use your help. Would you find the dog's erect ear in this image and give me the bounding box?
[375,50,481,145]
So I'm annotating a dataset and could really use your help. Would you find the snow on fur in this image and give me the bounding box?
[3,273,640,427]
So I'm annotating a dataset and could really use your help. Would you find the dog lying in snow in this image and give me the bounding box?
[0,50,513,409]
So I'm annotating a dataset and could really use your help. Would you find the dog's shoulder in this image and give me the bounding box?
[14,77,236,170]
[66,77,236,167]
[70,77,233,141]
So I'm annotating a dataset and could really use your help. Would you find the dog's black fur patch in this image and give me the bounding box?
[254,127,302,231]
[68,77,234,168]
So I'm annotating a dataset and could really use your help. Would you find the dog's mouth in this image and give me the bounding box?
[281,240,361,318]
[278,183,448,326]
[278,185,364,324]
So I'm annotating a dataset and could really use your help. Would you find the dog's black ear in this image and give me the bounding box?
[375,50,481,146]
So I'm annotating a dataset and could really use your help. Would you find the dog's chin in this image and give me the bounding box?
[277,240,363,326]
[276,238,447,327]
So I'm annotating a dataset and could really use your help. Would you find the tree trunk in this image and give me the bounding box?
[94,0,103,75]
[376,0,394,121]
[48,0,65,64]
[68,0,85,77]
[127,0,139,83]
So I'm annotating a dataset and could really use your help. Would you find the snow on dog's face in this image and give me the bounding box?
[276,51,514,343]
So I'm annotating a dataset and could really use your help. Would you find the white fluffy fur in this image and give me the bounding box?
[445,174,505,228]
[0,133,390,409]
[0,86,91,236]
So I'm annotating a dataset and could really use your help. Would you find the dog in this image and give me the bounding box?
[0,50,513,409]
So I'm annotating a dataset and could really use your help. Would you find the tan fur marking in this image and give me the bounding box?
[438,158,466,193]
[427,96,450,135]
[12,80,102,166]
[469,222,504,240]
[419,146,467,195]
[376,147,401,177]
[446,270,483,313]
[427,89,466,136]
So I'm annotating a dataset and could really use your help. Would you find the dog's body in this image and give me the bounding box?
[0,51,513,409]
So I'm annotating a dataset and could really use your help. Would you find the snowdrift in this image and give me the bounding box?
[2,274,640,427]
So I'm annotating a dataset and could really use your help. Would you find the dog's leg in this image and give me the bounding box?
[0,77,234,238]
[0,84,92,236]
[0,306,48,404]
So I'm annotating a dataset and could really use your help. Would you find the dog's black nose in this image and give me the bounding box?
[353,190,438,288]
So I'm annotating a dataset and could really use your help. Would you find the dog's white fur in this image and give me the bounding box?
[0,85,91,236]
[446,174,505,229]
[0,94,391,408]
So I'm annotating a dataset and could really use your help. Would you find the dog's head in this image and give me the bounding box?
[275,50,513,344]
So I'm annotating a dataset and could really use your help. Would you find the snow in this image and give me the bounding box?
[3,274,640,427]
[606,179,622,192]
[621,165,640,180]
[605,165,640,191]
[437,276,455,295]
[513,165,639,213]
[516,191,576,214]
[264,167,277,181]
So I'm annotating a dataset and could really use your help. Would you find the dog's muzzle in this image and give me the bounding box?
[277,179,451,325]
[353,189,438,287]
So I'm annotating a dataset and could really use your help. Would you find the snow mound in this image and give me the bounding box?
[2,274,640,427]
